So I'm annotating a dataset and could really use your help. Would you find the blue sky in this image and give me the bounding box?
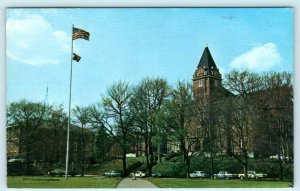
[6,8,293,109]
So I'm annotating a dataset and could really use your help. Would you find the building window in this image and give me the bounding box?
[198,79,204,87]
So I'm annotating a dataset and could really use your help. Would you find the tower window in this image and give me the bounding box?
[198,79,204,87]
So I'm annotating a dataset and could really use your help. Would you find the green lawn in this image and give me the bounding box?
[149,178,292,188]
[7,176,122,188]
[8,176,292,188]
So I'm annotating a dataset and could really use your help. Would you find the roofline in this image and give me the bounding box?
[192,75,222,81]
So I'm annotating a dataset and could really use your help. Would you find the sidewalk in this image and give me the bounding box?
[117,177,158,188]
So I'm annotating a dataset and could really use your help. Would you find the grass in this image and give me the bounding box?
[8,176,292,188]
[149,178,292,188]
[7,176,122,188]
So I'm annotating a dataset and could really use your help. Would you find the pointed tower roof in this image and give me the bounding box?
[197,46,218,73]
[193,46,222,80]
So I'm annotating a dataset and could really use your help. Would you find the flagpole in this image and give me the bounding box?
[65,24,74,180]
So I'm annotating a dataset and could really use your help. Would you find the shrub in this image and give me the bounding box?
[28,164,44,176]
[7,162,45,176]
[152,162,186,177]
[165,153,181,161]
[126,161,143,173]
[7,162,26,176]
[69,170,77,177]
[166,155,184,163]
[283,163,293,179]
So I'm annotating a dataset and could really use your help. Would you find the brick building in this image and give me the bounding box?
[189,46,293,159]
[7,124,95,163]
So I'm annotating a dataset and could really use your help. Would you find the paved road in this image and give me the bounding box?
[117,177,158,188]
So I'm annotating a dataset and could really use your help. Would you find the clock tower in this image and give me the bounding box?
[193,46,222,102]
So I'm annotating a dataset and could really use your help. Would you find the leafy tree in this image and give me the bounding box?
[73,106,91,176]
[7,100,50,175]
[165,81,196,178]
[130,77,169,176]
[194,97,218,178]
[47,105,68,171]
[89,81,134,176]
[152,107,168,163]
[93,123,112,163]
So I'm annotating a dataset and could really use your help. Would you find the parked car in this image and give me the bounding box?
[189,171,209,178]
[270,154,292,160]
[104,170,122,177]
[214,171,238,179]
[130,171,146,178]
[48,169,77,177]
[8,158,26,163]
[238,171,267,180]
[151,172,162,177]
[49,169,65,177]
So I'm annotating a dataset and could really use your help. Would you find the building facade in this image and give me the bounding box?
[190,46,293,160]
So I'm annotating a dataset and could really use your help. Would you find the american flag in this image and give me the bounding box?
[73,53,81,62]
[72,27,90,41]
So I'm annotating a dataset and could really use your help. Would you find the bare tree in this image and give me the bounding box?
[221,70,262,179]
[257,72,293,180]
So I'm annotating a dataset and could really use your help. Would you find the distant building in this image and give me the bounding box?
[7,124,95,163]
[189,46,293,159]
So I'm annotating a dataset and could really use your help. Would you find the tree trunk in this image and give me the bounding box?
[209,130,215,179]
[226,125,233,156]
[149,136,154,176]
[49,156,53,174]
[157,139,161,163]
[278,147,283,181]
[244,156,248,180]
[145,136,151,176]
[278,122,283,181]
[186,155,190,178]
[279,158,283,180]
[81,155,84,177]
[25,127,30,176]
[210,149,215,179]
[81,125,85,177]
[180,138,186,162]
[122,149,127,177]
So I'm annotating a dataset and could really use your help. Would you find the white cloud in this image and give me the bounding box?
[7,14,69,66]
[230,43,283,72]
